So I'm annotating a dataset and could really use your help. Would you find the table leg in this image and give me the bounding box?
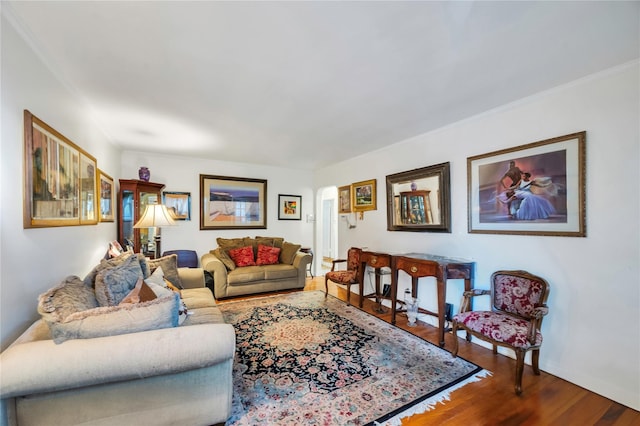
[437,277,446,347]
[391,271,398,324]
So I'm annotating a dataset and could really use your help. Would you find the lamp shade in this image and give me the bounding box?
[133,204,177,228]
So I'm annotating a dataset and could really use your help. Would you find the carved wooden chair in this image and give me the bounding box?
[451,270,550,395]
[324,247,362,305]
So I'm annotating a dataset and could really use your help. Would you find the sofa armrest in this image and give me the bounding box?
[0,322,235,398]
[178,267,205,289]
[201,253,229,298]
[292,252,312,270]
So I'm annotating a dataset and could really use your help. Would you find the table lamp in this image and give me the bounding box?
[133,203,176,258]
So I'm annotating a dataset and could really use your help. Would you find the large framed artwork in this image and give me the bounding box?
[23,110,98,228]
[98,170,115,222]
[278,194,302,220]
[200,174,267,230]
[467,131,586,237]
[163,191,191,220]
[351,179,377,212]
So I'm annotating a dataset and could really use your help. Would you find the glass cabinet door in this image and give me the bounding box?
[118,179,165,256]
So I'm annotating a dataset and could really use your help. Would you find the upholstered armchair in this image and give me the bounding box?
[451,270,550,395]
[324,247,362,305]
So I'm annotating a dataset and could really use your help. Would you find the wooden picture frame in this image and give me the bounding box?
[163,191,191,221]
[352,179,377,212]
[278,194,302,220]
[98,170,115,222]
[386,162,451,233]
[23,110,98,228]
[199,174,267,230]
[338,185,352,213]
[467,131,586,236]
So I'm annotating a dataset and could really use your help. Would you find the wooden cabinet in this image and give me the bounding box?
[118,179,165,256]
[400,190,433,224]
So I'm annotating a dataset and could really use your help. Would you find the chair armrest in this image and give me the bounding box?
[460,289,490,312]
[525,305,550,343]
[178,267,205,289]
[330,259,347,272]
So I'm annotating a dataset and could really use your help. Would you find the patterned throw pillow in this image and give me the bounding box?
[120,278,158,304]
[256,244,281,266]
[228,246,256,267]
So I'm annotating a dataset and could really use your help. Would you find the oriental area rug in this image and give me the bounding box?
[218,291,489,425]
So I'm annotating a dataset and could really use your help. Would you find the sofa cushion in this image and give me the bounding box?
[229,246,256,267]
[255,236,285,249]
[147,254,183,289]
[38,273,180,345]
[256,244,281,266]
[38,276,99,323]
[211,248,236,271]
[94,255,145,306]
[227,266,266,285]
[120,278,157,304]
[263,264,298,280]
[216,237,246,249]
[280,242,301,265]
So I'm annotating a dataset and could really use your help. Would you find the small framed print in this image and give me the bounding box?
[98,170,115,222]
[352,179,377,212]
[467,131,586,237]
[163,191,191,220]
[338,185,352,213]
[278,194,302,220]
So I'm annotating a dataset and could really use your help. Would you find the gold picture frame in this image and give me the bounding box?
[352,179,377,212]
[23,110,98,228]
[98,170,115,222]
[338,185,352,214]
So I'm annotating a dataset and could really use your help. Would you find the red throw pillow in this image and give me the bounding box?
[256,244,281,266]
[228,246,256,267]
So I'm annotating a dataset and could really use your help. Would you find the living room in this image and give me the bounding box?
[1,1,638,423]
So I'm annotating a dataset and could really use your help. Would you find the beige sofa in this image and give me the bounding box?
[202,237,312,299]
[0,267,235,426]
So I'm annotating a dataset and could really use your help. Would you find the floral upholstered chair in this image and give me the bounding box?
[324,247,362,306]
[451,270,550,395]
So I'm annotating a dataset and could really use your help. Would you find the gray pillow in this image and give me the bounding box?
[38,276,99,323]
[147,254,183,289]
[280,242,301,265]
[94,255,144,306]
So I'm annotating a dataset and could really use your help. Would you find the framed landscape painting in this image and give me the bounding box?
[352,179,377,212]
[467,131,586,237]
[163,191,191,220]
[200,174,267,230]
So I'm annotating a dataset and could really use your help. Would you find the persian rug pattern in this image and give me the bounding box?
[219,291,486,425]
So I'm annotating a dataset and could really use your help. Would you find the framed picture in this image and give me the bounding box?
[278,194,302,220]
[200,174,267,230]
[338,185,352,213]
[98,170,115,222]
[163,191,191,220]
[352,179,377,212]
[467,131,586,237]
[23,110,98,228]
[386,162,451,233]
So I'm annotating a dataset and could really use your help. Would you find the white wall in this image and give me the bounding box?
[0,15,121,350]
[119,152,315,257]
[314,62,640,410]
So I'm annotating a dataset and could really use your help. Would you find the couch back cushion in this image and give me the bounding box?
[280,242,301,265]
[94,255,144,306]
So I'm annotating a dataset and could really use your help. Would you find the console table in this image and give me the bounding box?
[390,253,474,347]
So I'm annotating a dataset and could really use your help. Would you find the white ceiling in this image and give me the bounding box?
[4,1,639,170]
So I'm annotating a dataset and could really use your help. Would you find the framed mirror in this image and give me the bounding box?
[386,162,451,232]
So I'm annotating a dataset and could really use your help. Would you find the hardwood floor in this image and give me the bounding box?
[218,277,640,425]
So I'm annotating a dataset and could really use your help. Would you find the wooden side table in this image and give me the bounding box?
[358,251,392,313]
[299,247,314,278]
[391,253,474,347]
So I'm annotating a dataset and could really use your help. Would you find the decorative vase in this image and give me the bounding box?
[138,167,150,182]
[411,181,417,191]
[405,296,419,327]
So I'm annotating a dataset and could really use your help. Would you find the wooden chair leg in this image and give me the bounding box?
[346,284,351,306]
[515,350,525,395]
[324,277,329,297]
[532,349,541,375]
[450,321,460,357]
